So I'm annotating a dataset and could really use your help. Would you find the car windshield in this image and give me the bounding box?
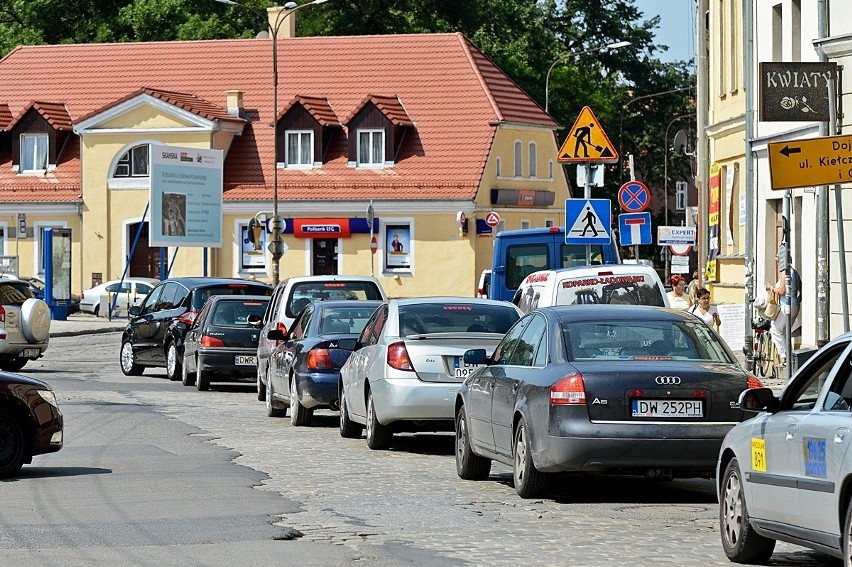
[191,283,272,311]
[561,318,732,362]
[210,299,269,327]
[397,303,519,336]
[0,281,34,305]
[287,281,383,318]
[318,305,379,335]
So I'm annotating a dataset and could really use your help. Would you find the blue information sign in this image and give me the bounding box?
[618,212,652,246]
[565,198,611,245]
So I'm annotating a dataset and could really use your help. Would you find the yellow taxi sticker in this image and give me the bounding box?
[752,438,767,472]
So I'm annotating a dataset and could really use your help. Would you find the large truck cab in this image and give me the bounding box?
[489,227,620,302]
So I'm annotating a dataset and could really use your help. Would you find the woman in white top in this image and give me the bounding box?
[690,287,721,330]
[667,274,690,309]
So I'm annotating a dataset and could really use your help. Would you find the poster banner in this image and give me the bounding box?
[385,224,411,269]
[241,225,266,270]
[150,144,223,247]
[707,163,721,281]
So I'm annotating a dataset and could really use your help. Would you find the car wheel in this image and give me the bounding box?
[289,377,312,426]
[339,386,363,439]
[93,304,100,317]
[844,498,852,567]
[256,370,266,402]
[266,377,285,418]
[195,365,210,392]
[0,412,26,477]
[0,358,28,372]
[513,418,547,498]
[181,354,195,386]
[120,339,144,376]
[166,342,182,381]
[720,457,776,563]
[455,404,491,480]
[365,389,392,450]
[20,298,50,343]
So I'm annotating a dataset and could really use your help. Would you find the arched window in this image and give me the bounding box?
[514,141,522,177]
[528,142,537,178]
[114,144,149,178]
[496,157,502,177]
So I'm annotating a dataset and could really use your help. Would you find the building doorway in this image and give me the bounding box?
[312,238,338,275]
[127,222,160,278]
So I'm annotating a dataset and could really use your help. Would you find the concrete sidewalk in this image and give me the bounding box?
[49,313,128,338]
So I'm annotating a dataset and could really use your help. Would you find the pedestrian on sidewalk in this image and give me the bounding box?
[765,251,801,367]
[689,287,721,331]
[667,275,690,309]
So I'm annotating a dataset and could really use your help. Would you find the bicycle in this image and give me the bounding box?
[751,318,778,380]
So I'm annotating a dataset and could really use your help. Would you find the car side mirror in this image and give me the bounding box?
[464,348,488,365]
[267,329,285,341]
[128,305,141,318]
[738,387,778,413]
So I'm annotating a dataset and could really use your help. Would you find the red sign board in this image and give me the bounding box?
[293,218,351,238]
[370,236,378,255]
[484,212,501,227]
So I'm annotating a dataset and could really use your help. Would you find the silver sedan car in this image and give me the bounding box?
[717,332,852,564]
[338,297,521,450]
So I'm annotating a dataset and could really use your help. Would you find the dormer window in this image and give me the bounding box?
[285,130,313,167]
[21,134,48,172]
[358,129,385,166]
[114,144,149,177]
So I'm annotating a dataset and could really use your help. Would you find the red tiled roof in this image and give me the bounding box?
[346,95,413,127]
[18,101,74,131]
[284,96,341,126]
[0,33,558,203]
[0,103,12,129]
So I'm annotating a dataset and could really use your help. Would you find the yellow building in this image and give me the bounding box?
[0,32,568,299]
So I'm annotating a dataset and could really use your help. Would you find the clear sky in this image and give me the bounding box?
[633,0,696,65]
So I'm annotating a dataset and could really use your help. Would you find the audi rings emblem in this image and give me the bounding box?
[655,376,681,385]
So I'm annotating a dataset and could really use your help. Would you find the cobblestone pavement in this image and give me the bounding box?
[40,333,833,567]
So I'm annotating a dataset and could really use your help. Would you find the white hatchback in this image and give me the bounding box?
[80,277,159,317]
[512,264,669,314]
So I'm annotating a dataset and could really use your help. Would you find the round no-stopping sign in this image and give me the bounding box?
[370,236,378,255]
[618,181,650,213]
[670,243,691,256]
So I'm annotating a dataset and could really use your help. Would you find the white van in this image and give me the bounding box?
[512,264,669,314]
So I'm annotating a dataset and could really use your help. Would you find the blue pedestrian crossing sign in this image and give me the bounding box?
[565,198,611,245]
[618,212,652,246]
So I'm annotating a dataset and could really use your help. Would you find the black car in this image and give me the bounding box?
[181,295,270,391]
[119,277,272,380]
[0,372,63,477]
[455,305,761,498]
[266,300,381,425]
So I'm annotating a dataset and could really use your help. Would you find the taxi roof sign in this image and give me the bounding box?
[557,106,619,164]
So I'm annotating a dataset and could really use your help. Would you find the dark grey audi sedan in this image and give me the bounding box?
[454,305,761,498]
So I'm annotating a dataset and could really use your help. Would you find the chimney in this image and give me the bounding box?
[226,90,244,117]
[268,7,296,38]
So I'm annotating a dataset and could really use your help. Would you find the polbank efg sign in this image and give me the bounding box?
[760,62,838,122]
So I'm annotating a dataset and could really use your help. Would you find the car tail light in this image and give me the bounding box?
[0,304,5,324]
[228,284,248,289]
[307,349,332,370]
[628,388,644,398]
[387,341,414,371]
[747,375,764,389]
[201,335,225,347]
[179,311,198,326]
[550,373,586,405]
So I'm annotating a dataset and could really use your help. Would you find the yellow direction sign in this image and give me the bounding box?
[557,106,619,164]
[768,134,852,190]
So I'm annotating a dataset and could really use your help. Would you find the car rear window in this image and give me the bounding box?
[191,283,273,311]
[555,272,666,307]
[561,319,732,362]
[398,303,519,336]
[210,299,269,326]
[0,281,34,305]
[319,305,380,335]
[287,281,383,318]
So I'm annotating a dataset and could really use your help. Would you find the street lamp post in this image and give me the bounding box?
[214,0,331,286]
[618,86,694,182]
[544,41,630,113]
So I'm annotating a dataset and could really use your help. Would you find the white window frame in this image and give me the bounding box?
[285,130,314,168]
[528,142,537,179]
[0,222,8,257]
[357,129,385,167]
[108,141,155,190]
[20,133,49,173]
[521,219,531,230]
